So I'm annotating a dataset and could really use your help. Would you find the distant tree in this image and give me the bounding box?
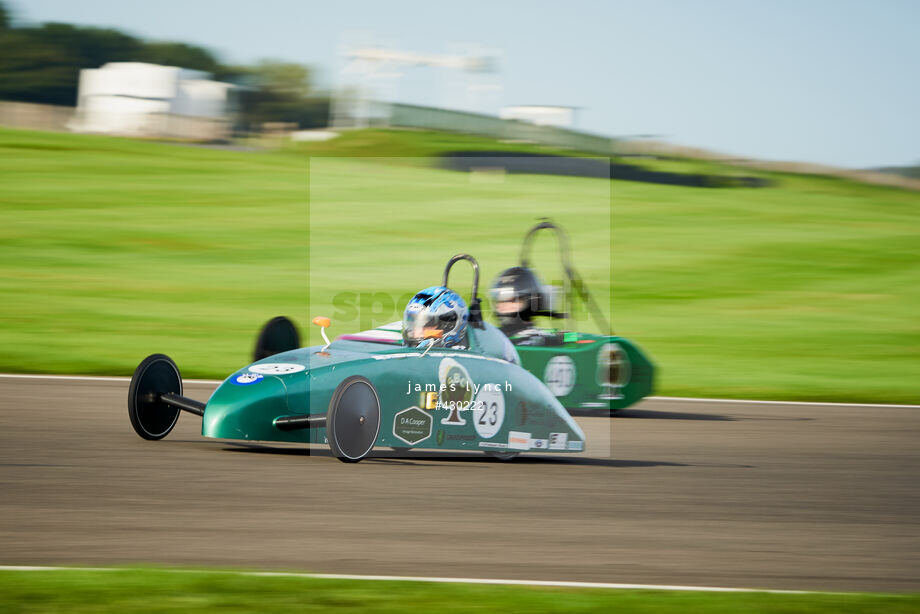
[0,29,76,105]
[0,19,226,106]
[36,23,143,67]
[138,41,221,74]
[0,22,143,105]
[0,10,329,128]
[249,61,313,99]
[875,161,920,180]
[233,60,329,130]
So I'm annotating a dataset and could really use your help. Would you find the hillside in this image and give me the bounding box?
[1,126,917,402]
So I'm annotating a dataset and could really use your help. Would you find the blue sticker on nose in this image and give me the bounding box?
[232,373,264,386]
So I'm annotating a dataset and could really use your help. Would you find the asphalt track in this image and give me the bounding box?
[0,376,917,592]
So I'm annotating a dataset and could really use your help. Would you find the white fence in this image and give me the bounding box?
[0,100,229,141]
[0,101,74,132]
[375,102,618,155]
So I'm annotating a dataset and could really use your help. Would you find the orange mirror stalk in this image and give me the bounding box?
[313,316,332,351]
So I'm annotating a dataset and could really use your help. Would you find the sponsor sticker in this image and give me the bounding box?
[232,373,264,386]
[249,363,305,375]
[393,406,432,445]
[549,432,568,450]
[530,438,549,450]
[543,355,576,397]
[479,441,509,449]
[508,430,531,451]
[439,358,471,425]
[567,440,584,451]
[598,343,630,399]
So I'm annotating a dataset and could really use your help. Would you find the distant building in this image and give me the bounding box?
[71,62,234,140]
[500,105,577,129]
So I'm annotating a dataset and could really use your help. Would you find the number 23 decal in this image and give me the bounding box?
[472,385,504,439]
[478,402,500,426]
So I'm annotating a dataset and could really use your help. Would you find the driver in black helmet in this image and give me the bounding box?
[489,266,548,345]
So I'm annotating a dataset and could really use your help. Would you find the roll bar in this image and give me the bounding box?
[519,219,611,334]
[521,220,574,279]
[443,253,484,328]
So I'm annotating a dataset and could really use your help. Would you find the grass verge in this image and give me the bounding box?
[1,568,919,614]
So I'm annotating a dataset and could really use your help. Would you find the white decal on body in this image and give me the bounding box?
[549,432,568,450]
[598,343,630,400]
[249,363,305,375]
[439,358,471,426]
[508,431,531,451]
[543,355,576,397]
[472,384,504,439]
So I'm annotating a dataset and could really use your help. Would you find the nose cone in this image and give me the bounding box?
[202,373,289,440]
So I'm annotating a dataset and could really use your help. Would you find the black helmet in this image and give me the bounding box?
[489,266,544,329]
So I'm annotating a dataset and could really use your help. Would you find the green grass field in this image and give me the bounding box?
[1,127,917,402]
[1,569,918,614]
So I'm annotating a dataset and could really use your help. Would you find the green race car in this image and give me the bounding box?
[128,255,586,462]
[488,221,655,413]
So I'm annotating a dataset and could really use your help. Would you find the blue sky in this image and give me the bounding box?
[11,0,919,168]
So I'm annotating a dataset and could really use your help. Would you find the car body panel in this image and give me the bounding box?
[514,333,654,410]
[201,322,585,453]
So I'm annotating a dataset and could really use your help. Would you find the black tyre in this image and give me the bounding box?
[326,376,381,463]
[128,353,182,440]
[485,450,520,461]
[253,316,301,362]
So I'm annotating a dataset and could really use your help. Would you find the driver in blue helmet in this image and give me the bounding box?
[403,286,469,349]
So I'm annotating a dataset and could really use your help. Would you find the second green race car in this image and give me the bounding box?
[487,220,655,412]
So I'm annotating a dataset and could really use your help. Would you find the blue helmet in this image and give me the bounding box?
[403,286,468,348]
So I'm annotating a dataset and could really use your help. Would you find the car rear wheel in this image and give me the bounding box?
[253,316,301,362]
[128,353,182,440]
[326,376,381,463]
